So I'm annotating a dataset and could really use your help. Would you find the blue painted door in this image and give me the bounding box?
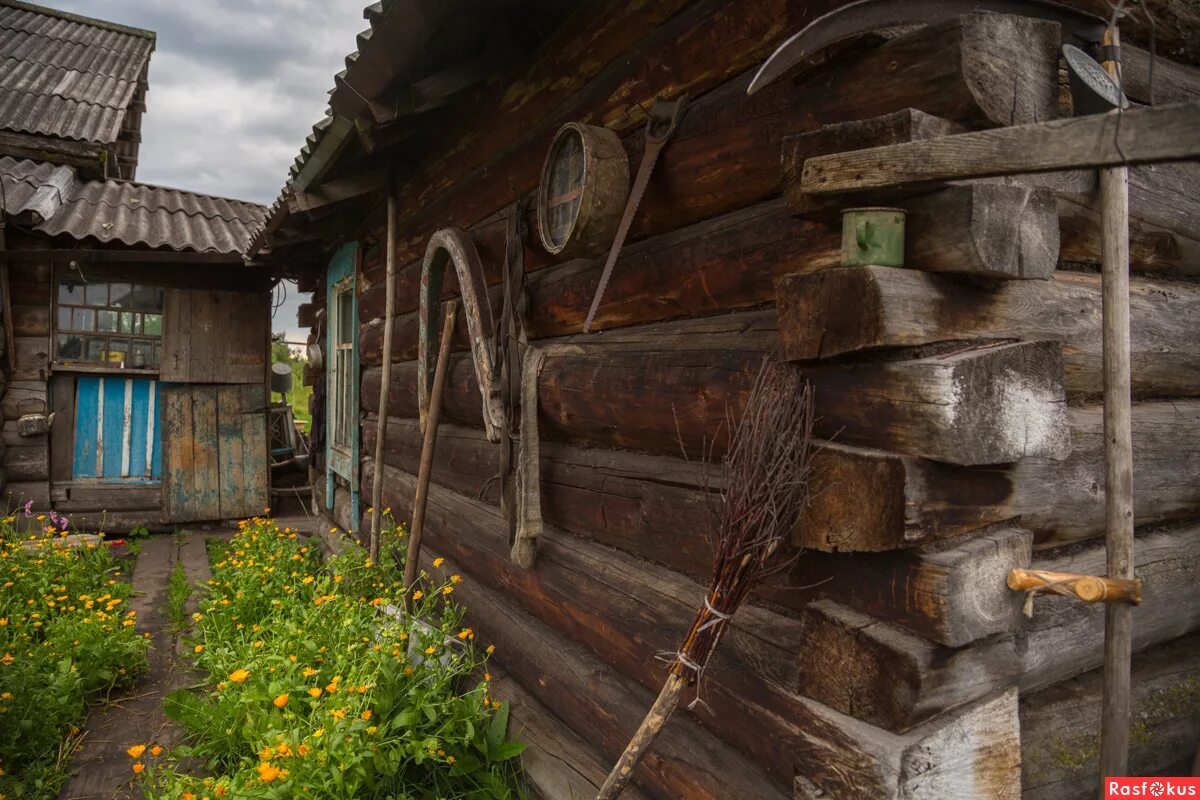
[72,376,161,481]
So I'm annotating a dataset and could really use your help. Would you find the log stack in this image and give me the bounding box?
[287,5,1200,796]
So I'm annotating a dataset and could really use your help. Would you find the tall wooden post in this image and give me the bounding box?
[1098,24,1134,783]
[369,185,398,565]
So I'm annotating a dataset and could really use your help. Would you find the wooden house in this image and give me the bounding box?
[0,0,271,530]
[249,1,1200,797]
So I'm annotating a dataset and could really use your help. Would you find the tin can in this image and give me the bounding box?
[841,207,906,268]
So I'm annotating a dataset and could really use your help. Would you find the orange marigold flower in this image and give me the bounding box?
[361,709,372,720]
[132,762,145,774]
[308,687,322,698]
[411,590,423,601]
[150,745,163,757]
[193,645,204,653]
[228,668,250,684]
[127,744,147,759]
[273,693,289,708]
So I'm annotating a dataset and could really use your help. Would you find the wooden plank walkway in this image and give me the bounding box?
[57,533,216,800]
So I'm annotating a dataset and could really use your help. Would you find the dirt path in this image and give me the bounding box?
[58,533,215,800]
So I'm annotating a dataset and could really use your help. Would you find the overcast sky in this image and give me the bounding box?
[55,0,369,346]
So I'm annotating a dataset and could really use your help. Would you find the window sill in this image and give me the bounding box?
[52,363,161,377]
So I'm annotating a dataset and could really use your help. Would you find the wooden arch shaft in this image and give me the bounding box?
[418,228,504,442]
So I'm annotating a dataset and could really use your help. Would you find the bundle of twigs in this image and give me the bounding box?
[596,358,815,800]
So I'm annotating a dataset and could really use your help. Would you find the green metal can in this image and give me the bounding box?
[840,207,906,268]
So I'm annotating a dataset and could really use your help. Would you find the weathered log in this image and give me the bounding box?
[2,445,48,482]
[776,266,1200,396]
[487,665,655,800]
[904,183,1059,279]
[365,313,1071,464]
[372,460,1023,795]
[801,400,1200,552]
[1122,45,1200,105]
[1020,632,1200,799]
[1,420,45,448]
[1,381,46,419]
[767,528,1031,648]
[4,480,49,510]
[792,524,1200,730]
[11,336,49,381]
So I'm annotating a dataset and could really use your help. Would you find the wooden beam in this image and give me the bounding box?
[776,266,1200,397]
[799,101,1200,196]
[287,169,386,214]
[1122,45,1200,105]
[0,130,105,172]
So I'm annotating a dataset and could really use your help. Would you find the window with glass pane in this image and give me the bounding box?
[55,280,165,368]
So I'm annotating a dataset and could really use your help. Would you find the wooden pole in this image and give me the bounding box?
[1098,25,1135,783]
[369,188,398,565]
[1006,568,1141,605]
[402,300,458,598]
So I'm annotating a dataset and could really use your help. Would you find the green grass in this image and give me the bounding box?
[165,560,190,634]
[287,360,312,431]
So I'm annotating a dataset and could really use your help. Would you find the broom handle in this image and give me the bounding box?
[596,672,688,800]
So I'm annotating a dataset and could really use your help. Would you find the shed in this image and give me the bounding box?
[250,1,1200,798]
[0,0,272,530]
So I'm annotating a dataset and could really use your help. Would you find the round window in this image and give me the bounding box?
[536,123,628,257]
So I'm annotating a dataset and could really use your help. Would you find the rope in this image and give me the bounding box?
[1021,574,1082,618]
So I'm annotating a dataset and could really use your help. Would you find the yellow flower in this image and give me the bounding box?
[330,709,346,720]
[360,709,372,720]
[150,745,163,757]
[450,574,462,584]
[447,755,456,764]
[411,590,424,601]
[303,667,318,677]
[366,725,378,734]
[273,693,289,708]
[132,762,144,774]
[308,687,322,698]
[432,557,445,568]
[194,645,204,653]
[228,668,250,684]
[424,645,436,655]
[442,586,454,596]
[297,744,311,757]
[486,645,495,654]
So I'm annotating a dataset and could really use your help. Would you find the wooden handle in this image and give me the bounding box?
[1007,568,1141,605]
[596,671,687,800]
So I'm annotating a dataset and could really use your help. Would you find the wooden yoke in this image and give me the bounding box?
[418,229,504,442]
[1007,568,1142,605]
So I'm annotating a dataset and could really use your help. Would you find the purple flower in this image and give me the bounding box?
[58,515,69,531]
[22,500,33,517]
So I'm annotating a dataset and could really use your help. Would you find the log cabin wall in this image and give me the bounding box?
[0,230,273,531]
[283,2,1200,797]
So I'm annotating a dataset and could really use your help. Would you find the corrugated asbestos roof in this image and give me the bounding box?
[0,0,153,145]
[1,155,267,254]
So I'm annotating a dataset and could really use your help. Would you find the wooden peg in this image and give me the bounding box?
[1007,568,1142,605]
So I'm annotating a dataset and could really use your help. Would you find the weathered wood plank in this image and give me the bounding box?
[783,109,1200,275]
[48,374,74,482]
[776,266,1200,396]
[10,305,49,337]
[216,385,246,518]
[1020,632,1200,799]
[161,290,267,384]
[799,101,1200,196]
[58,485,160,511]
[378,460,1021,795]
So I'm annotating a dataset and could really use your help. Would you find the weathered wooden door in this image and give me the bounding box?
[161,384,267,522]
[159,288,269,522]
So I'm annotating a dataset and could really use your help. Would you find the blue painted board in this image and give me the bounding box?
[72,376,160,481]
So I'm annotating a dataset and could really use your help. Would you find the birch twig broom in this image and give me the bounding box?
[596,358,815,800]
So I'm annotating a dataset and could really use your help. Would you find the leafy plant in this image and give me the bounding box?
[0,515,150,799]
[142,515,525,798]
